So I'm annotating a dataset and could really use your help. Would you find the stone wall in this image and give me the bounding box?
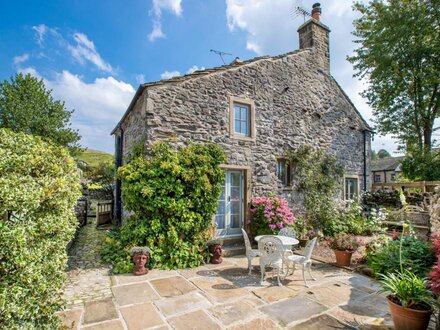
[75,196,88,227]
[117,48,371,213]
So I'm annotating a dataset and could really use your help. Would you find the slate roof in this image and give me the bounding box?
[371,157,405,172]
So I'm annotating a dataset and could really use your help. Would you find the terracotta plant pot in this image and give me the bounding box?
[387,296,432,330]
[299,238,309,247]
[208,243,223,264]
[333,250,353,266]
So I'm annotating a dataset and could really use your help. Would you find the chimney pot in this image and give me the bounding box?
[311,2,321,21]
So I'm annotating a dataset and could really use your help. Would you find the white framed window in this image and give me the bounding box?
[344,177,359,200]
[277,159,291,186]
[374,174,381,183]
[229,96,255,141]
[234,103,250,136]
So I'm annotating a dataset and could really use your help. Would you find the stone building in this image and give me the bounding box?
[112,4,372,235]
[371,157,404,185]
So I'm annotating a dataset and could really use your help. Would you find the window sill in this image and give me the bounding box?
[229,134,256,142]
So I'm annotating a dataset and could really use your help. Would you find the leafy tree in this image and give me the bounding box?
[0,73,81,154]
[377,149,391,159]
[371,150,378,160]
[349,0,440,152]
[401,147,440,180]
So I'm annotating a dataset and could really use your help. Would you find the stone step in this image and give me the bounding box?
[222,245,245,257]
[217,236,244,247]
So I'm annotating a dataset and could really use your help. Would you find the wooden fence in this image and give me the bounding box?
[372,181,440,193]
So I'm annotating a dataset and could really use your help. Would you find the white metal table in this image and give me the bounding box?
[254,235,299,247]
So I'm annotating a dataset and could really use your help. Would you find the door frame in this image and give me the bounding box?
[215,165,252,237]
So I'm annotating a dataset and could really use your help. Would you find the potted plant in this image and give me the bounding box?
[293,216,309,247]
[378,225,435,330]
[327,234,360,266]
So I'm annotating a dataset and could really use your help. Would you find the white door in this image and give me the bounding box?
[215,170,244,236]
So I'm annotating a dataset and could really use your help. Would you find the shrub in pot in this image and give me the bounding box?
[327,234,360,266]
[379,225,436,330]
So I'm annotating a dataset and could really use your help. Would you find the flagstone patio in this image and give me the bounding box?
[61,255,394,330]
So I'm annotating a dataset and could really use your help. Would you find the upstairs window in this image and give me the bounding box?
[234,103,250,136]
[277,159,291,186]
[229,96,255,140]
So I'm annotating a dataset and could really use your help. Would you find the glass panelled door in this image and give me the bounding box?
[215,171,244,236]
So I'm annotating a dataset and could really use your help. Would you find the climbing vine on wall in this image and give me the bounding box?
[288,145,344,232]
[102,141,226,271]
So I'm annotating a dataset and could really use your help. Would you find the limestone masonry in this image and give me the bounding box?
[112,13,372,222]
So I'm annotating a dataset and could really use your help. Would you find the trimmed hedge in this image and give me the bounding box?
[0,128,81,329]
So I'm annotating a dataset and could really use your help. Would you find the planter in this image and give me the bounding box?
[208,243,223,264]
[387,295,432,330]
[333,250,353,266]
[132,251,150,276]
[298,238,309,247]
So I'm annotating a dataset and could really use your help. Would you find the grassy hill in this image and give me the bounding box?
[77,149,113,167]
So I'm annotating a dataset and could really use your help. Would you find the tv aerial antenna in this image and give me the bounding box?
[293,0,312,22]
[210,49,232,65]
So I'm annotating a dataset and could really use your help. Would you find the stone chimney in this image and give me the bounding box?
[297,3,331,73]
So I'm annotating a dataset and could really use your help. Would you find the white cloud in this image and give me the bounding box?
[160,70,181,79]
[31,24,58,45]
[68,33,113,73]
[17,67,42,79]
[148,0,183,41]
[13,53,29,66]
[135,74,145,84]
[186,65,205,74]
[20,68,135,152]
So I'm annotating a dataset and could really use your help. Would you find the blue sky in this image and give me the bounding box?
[0,0,399,154]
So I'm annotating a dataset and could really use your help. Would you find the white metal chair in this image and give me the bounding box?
[284,237,317,287]
[258,235,284,286]
[241,228,262,275]
[278,227,296,262]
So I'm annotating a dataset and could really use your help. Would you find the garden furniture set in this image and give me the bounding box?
[242,229,317,287]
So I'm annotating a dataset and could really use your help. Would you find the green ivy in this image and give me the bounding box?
[288,146,344,232]
[0,128,81,329]
[102,141,226,271]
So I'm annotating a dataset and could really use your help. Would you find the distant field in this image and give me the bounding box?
[78,149,113,167]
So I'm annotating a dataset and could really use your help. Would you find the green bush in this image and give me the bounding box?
[102,141,226,271]
[367,236,435,277]
[0,128,81,329]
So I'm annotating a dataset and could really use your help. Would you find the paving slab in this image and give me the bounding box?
[216,267,262,288]
[328,301,388,326]
[290,313,355,329]
[59,309,82,329]
[115,269,179,285]
[305,282,365,307]
[154,292,212,317]
[208,300,259,326]
[227,317,281,330]
[178,266,210,279]
[168,309,222,330]
[83,298,118,325]
[82,320,124,330]
[112,282,159,306]
[252,285,300,303]
[120,302,165,330]
[150,276,196,297]
[190,277,252,303]
[260,296,327,326]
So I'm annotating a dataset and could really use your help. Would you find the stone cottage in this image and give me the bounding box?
[112,4,372,236]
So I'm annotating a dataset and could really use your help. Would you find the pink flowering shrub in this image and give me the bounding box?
[250,196,295,236]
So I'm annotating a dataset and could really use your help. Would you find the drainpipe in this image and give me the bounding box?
[115,128,124,225]
[363,130,367,191]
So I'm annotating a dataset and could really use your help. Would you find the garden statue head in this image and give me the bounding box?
[130,247,150,276]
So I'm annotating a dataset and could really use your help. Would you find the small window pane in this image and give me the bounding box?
[345,178,358,200]
[277,160,290,186]
[233,103,250,136]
